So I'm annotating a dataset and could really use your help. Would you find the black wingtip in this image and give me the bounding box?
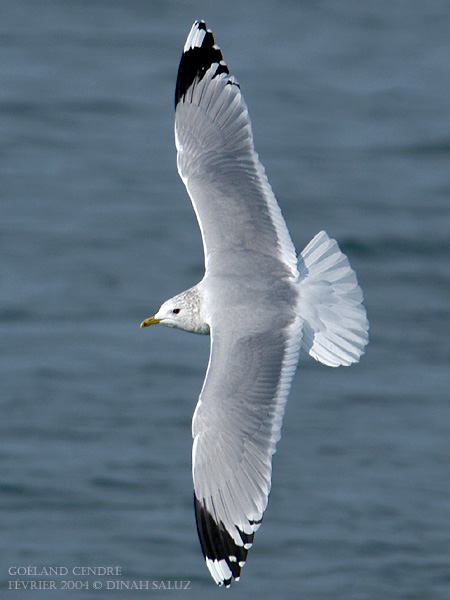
[194,494,251,586]
[175,21,229,108]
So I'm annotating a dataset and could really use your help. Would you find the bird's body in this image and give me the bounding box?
[141,21,368,587]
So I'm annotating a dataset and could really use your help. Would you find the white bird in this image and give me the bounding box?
[140,20,368,587]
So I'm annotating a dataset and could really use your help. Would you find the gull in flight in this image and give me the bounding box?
[141,20,369,587]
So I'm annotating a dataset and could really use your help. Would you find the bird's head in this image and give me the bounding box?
[140,288,209,334]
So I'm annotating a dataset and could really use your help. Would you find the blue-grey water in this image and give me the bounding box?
[1,2,449,599]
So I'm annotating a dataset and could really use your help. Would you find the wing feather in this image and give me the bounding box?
[175,21,298,278]
[191,313,302,586]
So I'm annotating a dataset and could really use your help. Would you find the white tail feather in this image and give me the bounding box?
[297,231,369,367]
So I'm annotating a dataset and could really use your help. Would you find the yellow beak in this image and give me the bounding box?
[140,316,161,328]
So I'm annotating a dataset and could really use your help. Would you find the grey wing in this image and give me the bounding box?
[175,21,298,277]
[192,313,303,586]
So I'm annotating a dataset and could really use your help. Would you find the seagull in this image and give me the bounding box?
[140,20,368,587]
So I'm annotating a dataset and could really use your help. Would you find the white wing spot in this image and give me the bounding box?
[183,27,206,52]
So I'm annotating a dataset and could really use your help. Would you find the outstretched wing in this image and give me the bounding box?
[192,311,303,587]
[174,21,298,278]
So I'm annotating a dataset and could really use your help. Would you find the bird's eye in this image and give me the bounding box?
[172,308,181,314]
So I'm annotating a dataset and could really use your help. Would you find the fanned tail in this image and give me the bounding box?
[297,231,369,367]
